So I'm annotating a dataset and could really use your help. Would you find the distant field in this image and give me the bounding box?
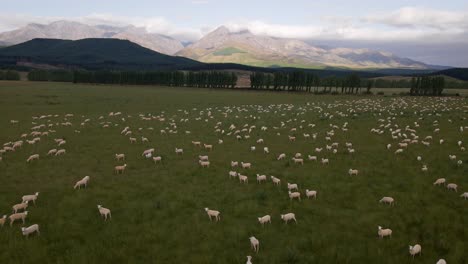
[372,88,468,96]
[0,81,467,263]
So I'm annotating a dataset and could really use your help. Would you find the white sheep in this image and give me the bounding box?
[47,149,57,156]
[175,148,183,154]
[271,176,281,186]
[257,215,271,226]
[263,147,269,154]
[348,169,358,176]
[246,256,252,264]
[277,153,286,160]
[12,201,29,213]
[256,174,267,183]
[153,156,162,163]
[55,149,66,156]
[460,192,468,200]
[21,224,40,237]
[433,178,446,186]
[305,190,317,199]
[394,149,404,154]
[0,215,6,227]
[449,155,456,161]
[231,161,239,167]
[249,236,260,253]
[287,183,298,191]
[288,191,301,201]
[280,213,297,224]
[308,155,317,161]
[74,176,90,189]
[115,153,125,161]
[204,144,213,151]
[321,158,329,165]
[204,208,221,222]
[22,192,39,204]
[378,226,392,238]
[238,174,248,184]
[199,160,210,168]
[436,259,447,264]
[199,155,209,161]
[241,162,251,169]
[142,148,155,157]
[9,211,28,226]
[192,141,201,147]
[228,171,237,178]
[291,157,304,165]
[97,205,112,221]
[114,164,127,174]
[447,183,458,192]
[409,244,422,258]
[26,154,40,162]
[379,197,394,206]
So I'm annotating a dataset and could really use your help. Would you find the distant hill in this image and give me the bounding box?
[431,68,468,81]
[0,38,202,71]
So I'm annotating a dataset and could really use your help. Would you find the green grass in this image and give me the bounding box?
[0,81,467,263]
[213,47,247,56]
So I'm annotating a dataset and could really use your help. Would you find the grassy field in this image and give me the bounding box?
[0,81,467,264]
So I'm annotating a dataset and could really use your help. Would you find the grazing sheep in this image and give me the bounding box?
[192,141,201,147]
[141,136,149,143]
[238,174,248,184]
[288,136,296,142]
[250,146,256,152]
[291,158,304,165]
[394,149,404,154]
[417,156,422,161]
[263,147,269,154]
[305,190,317,199]
[257,215,271,226]
[436,259,447,264]
[58,140,66,146]
[47,149,58,156]
[199,160,210,168]
[229,171,237,178]
[114,164,127,174]
[142,148,155,157]
[288,191,301,201]
[271,176,281,186]
[12,201,29,213]
[287,183,298,191]
[199,155,209,161]
[378,226,392,238]
[246,256,252,264]
[0,215,6,227]
[204,144,213,151]
[379,197,394,206]
[460,192,468,200]
[74,176,90,189]
[241,162,251,169]
[256,174,267,183]
[308,155,317,161]
[449,155,456,161]
[26,154,40,162]
[9,211,28,226]
[175,148,183,155]
[153,156,162,163]
[129,137,137,143]
[22,192,39,204]
[21,224,40,237]
[457,160,463,166]
[115,154,125,161]
[321,158,329,165]
[231,161,239,167]
[447,183,458,192]
[55,149,66,156]
[249,236,260,253]
[280,213,297,224]
[97,205,112,221]
[348,169,358,176]
[409,244,422,258]
[204,208,221,222]
[433,178,446,186]
[277,153,286,160]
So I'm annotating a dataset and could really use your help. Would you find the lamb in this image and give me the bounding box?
[257,215,271,226]
[241,162,251,169]
[55,149,66,156]
[291,158,304,165]
[199,160,210,168]
[153,156,162,163]
[97,205,112,221]
[115,154,125,161]
[277,153,286,160]
[74,176,90,189]
[409,244,422,258]
[141,136,149,143]
[305,189,317,199]
[114,164,127,174]
[433,178,446,186]
[228,171,237,178]
[379,197,394,206]
[22,192,39,204]
[280,213,297,224]
[288,191,301,201]
[271,176,281,186]
[378,226,392,238]
[231,161,239,167]
[348,169,358,176]
[9,211,28,226]
[256,174,267,183]
[129,137,137,143]
[308,155,317,161]
[287,183,298,191]
[204,208,221,222]
[175,148,183,155]
[199,155,209,161]
[249,236,260,253]
[47,149,57,156]
[321,158,329,165]
[238,174,248,184]
[12,201,29,213]
[204,144,213,151]
[0,215,6,227]
[460,192,468,199]
[447,183,458,192]
[21,224,40,237]
[26,154,40,162]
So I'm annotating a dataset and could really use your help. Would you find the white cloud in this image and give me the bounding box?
[191,0,209,4]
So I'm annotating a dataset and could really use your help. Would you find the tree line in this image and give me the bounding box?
[0,70,20,80]
[28,70,73,82]
[410,76,445,96]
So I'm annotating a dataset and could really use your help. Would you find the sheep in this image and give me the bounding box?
[22,192,39,204]
[97,205,112,221]
[114,164,127,174]
[218,139,223,144]
[271,176,281,186]
[433,178,446,186]
[305,189,317,199]
[378,226,392,239]
[246,256,252,264]
[379,197,395,206]
[241,162,251,169]
[409,244,422,258]
[55,149,66,156]
[280,213,297,224]
[231,161,239,167]
[288,191,301,201]
[74,176,90,189]
[257,215,271,226]
[199,155,209,161]
[142,148,155,156]
[58,140,66,146]
[386,144,392,150]
[204,144,213,151]
[447,183,458,192]
[238,174,248,184]
[256,174,267,183]
[129,137,137,143]
[9,211,28,226]
[47,149,57,156]
[460,192,468,200]
[153,156,162,163]
[348,169,358,176]
[287,183,298,191]
[249,236,260,253]
[204,208,221,222]
[277,153,286,160]
[175,148,183,155]
[250,146,256,152]
[26,154,40,162]
[228,171,237,178]
[141,136,149,143]
[192,141,201,147]
[421,165,428,172]
[449,155,456,161]
[257,139,264,144]
[12,201,29,213]
[308,155,317,161]
[115,154,125,161]
[199,160,210,168]
[417,156,422,161]
[394,149,404,154]
[458,160,463,166]
[321,158,329,165]
[315,148,323,153]
[263,147,269,154]
[288,136,296,142]
[0,215,6,227]
[292,157,304,165]
[21,224,40,237]
[436,259,447,264]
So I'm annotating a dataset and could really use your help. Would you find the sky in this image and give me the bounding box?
[1,0,468,66]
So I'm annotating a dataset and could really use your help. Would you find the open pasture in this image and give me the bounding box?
[0,81,467,263]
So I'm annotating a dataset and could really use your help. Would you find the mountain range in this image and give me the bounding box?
[0,21,441,70]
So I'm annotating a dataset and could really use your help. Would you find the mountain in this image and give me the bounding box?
[0,38,201,71]
[432,68,468,81]
[177,26,431,69]
[0,21,184,55]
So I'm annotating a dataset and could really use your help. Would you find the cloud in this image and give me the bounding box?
[191,0,209,4]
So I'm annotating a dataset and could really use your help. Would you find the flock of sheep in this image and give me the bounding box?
[0,96,467,263]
